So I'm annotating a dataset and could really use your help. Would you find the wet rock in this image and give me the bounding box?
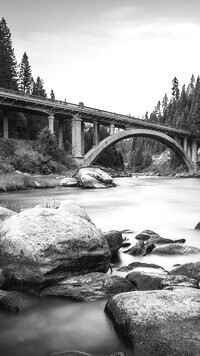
[152,243,200,255]
[121,242,131,248]
[0,206,16,222]
[110,353,127,356]
[60,177,78,187]
[104,230,123,256]
[41,272,133,301]
[170,262,200,282]
[126,269,168,290]
[161,275,199,290]
[1,264,55,293]
[117,261,166,273]
[135,230,160,241]
[105,289,200,355]
[0,203,111,279]
[75,167,115,189]
[0,289,38,313]
[149,236,186,244]
[124,240,155,256]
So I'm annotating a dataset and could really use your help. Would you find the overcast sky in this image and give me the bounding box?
[2,0,200,117]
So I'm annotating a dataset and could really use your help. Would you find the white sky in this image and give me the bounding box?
[2,0,200,117]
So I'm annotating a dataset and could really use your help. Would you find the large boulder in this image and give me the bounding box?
[152,243,200,255]
[170,262,200,282]
[75,167,115,189]
[105,289,200,355]
[126,269,168,290]
[0,206,16,222]
[161,275,199,290]
[41,272,133,301]
[104,230,123,256]
[0,204,111,279]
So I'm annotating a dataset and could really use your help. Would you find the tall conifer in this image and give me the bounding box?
[0,17,18,90]
[18,52,33,93]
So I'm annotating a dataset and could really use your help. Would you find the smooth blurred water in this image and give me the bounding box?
[0,177,200,356]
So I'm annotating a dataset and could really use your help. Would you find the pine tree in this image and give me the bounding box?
[172,77,179,101]
[32,76,47,97]
[18,52,33,93]
[0,17,18,90]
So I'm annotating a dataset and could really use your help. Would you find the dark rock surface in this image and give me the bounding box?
[161,274,199,290]
[135,230,160,241]
[0,289,39,313]
[117,261,166,273]
[124,240,155,256]
[105,289,200,355]
[41,272,133,301]
[152,243,200,255]
[104,230,123,256]
[126,269,167,290]
[170,262,200,282]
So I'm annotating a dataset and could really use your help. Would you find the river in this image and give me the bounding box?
[0,177,200,356]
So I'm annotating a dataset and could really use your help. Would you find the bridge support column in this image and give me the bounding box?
[187,141,192,158]
[58,121,64,149]
[191,140,198,162]
[109,123,115,135]
[93,120,99,146]
[72,114,82,157]
[183,137,188,153]
[48,114,54,133]
[81,122,85,155]
[3,115,9,139]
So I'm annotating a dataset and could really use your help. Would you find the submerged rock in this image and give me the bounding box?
[75,166,115,189]
[41,272,133,301]
[0,289,38,313]
[124,240,155,256]
[117,261,166,272]
[126,269,168,290]
[170,262,200,282]
[135,230,160,241]
[0,202,111,280]
[105,289,200,355]
[104,230,123,256]
[152,243,200,255]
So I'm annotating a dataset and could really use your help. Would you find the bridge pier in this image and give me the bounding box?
[93,120,99,146]
[3,114,9,139]
[48,114,54,133]
[81,121,85,155]
[72,114,82,157]
[58,121,64,149]
[109,123,115,135]
[183,137,188,153]
[187,141,192,158]
[191,140,198,162]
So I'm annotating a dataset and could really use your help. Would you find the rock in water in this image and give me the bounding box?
[152,243,200,255]
[170,262,200,282]
[41,272,133,301]
[135,230,160,241]
[105,289,200,355]
[0,205,111,278]
[75,166,115,188]
[104,230,123,256]
[126,269,167,290]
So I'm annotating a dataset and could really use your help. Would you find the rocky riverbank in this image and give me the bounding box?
[0,200,200,355]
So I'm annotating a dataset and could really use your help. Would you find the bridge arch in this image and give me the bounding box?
[84,128,194,171]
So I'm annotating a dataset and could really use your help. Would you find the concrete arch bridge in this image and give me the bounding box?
[0,88,199,172]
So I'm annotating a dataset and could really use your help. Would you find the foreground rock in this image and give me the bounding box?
[126,269,168,290]
[41,272,133,301]
[75,166,115,189]
[104,230,123,256]
[105,289,200,355]
[152,243,200,255]
[0,202,111,279]
[0,206,16,222]
[170,262,200,282]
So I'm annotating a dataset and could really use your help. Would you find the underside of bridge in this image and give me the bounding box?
[83,129,195,172]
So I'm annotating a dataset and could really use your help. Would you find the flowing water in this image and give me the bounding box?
[0,177,200,356]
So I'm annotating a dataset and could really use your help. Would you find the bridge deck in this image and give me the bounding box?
[0,87,195,138]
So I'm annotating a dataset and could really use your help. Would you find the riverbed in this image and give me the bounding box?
[0,177,200,356]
